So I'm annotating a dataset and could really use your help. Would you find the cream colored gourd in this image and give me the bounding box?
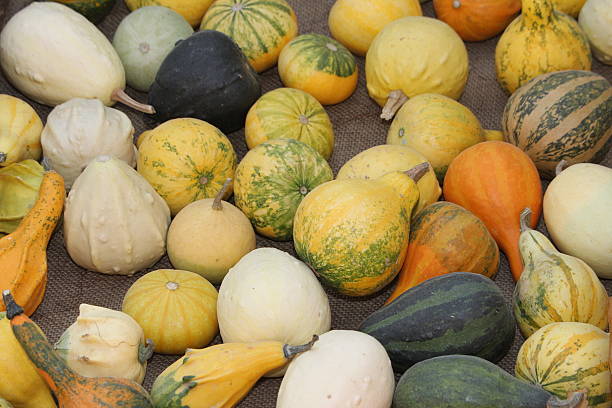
[0,95,43,167]
[167,179,256,284]
[217,248,331,377]
[64,155,171,275]
[54,304,154,384]
[579,0,612,65]
[41,98,136,188]
[276,330,395,408]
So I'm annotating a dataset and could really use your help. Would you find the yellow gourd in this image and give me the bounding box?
[124,0,214,26]
[0,95,43,167]
[552,0,587,17]
[0,160,44,234]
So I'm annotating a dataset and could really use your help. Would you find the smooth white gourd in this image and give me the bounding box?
[578,0,612,65]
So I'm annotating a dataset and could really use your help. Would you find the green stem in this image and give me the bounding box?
[138,339,155,364]
[283,335,319,359]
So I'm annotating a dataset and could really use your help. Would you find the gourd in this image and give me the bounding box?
[122,269,219,355]
[443,141,543,282]
[112,6,194,92]
[49,0,117,23]
[0,171,65,316]
[278,34,358,105]
[579,0,612,65]
[551,0,587,16]
[336,144,440,214]
[41,98,137,188]
[234,139,333,241]
[386,202,499,304]
[0,160,44,234]
[136,118,237,216]
[1,291,154,408]
[200,0,298,73]
[328,0,422,56]
[366,17,468,120]
[433,0,521,41]
[502,70,611,179]
[151,336,318,407]
[543,163,612,278]
[217,248,331,377]
[276,330,395,408]
[64,156,171,276]
[494,0,592,94]
[124,0,214,26]
[513,208,608,338]
[0,95,42,167]
[293,163,428,296]
[0,399,12,408]
[245,88,334,160]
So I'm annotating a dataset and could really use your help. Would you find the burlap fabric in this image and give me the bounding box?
[1,0,611,405]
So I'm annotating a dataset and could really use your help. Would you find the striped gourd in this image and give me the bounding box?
[503,70,611,179]
[200,0,298,73]
[0,95,43,167]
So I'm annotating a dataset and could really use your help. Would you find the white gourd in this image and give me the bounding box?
[64,155,171,275]
[578,0,612,65]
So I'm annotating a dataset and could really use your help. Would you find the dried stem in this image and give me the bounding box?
[111,88,155,114]
[381,90,408,120]
[212,178,232,211]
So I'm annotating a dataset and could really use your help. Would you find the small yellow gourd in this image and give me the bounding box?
[0,95,43,166]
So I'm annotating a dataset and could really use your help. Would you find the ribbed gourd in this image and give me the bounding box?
[0,94,43,166]
[0,160,44,234]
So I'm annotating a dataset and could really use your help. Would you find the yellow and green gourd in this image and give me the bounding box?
[0,160,44,234]
[124,0,214,26]
[50,0,117,23]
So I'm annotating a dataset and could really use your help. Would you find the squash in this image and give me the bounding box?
[293,163,428,296]
[276,330,395,408]
[0,95,42,167]
[336,144,440,214]
[543,163,612,278]
[443,141,543,282]
[136,118,237,216]
[49,0,116,23]
[0,160,44,234]
[386,202,499,304]
[54,304,153,384]
[328,0,423,56]
[433,0,521,41]
[234,139,333,241]
[502,70,611,179]
[579,0,612,65]
[125,0,214,26]
[41,97,137,188]
[112,6,194,92]
[245,87,334,160]
[122,269,219,355]
[494,0,592,94]
[1,291,154,408]
[513,208,608,338]
[278,34,358,105]
[0,171,64,316]
[366,16,468,119]
[64,156,171,275]
[515,322,611,408]
[200,0,298,73]
[484,129,505,141]
[217,248,331,377]
[551,0,587,16]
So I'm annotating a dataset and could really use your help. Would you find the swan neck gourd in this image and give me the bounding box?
[212,178,232,211]
[522,0,554,22]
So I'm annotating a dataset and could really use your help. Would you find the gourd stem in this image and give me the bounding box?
[0,152,6,163]
[546,389,588,408]
[381,90,408,120]
[212,178,232,211]
[522,0,554,22]
[2,290,23,319]
[555,160,568,176]
[404,162,430,183]
[138,339,155,364]
[283,334,319,359]
[111,88,156,114]
[520,207,532,233]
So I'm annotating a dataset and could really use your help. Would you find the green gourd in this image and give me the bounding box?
[0,160,44,234]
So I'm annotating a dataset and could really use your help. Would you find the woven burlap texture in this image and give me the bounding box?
[1,0,611,406]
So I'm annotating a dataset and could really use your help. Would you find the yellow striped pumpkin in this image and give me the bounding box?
[0,95,43,167]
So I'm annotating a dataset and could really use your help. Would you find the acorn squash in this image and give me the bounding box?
[579,0,612,65]
[0,95,42,167]
[0,160,44,235]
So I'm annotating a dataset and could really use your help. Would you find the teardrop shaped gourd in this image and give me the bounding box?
[0,160,44,234]
[0,95,43,166]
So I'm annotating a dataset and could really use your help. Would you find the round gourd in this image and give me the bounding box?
[137,118,237,216]
[200,0,298,73]
[328,0,423,56]
[0,160,44,234]
[551,0,587,16]
[49,0,117,23]
[0,95,42,166]
[124,0,214,26]
[112,6,194,92]
[245,88,334,160]
[278,34,358,105]
[579,0,612,65]
[166,179,256,284]
[122,269,219,355]
[234,139,333,241]
[276,330,395,407]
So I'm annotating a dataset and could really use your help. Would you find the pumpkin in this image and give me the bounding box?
[137,118,237,216]
[443,141,543,282]
[515,322,611,408]
[49,0,116,23]
[0,171,65,316]
[122,269,219,355]
[433,0,521,41]
[494,0,592,94]
[64,156,171,276]
[217,248,331,377]
[0,160,44,234]
[366,16,469,119]
[41,98,137,188]
[551,0,587,16]
[0,95,42,167]
[502,70,611,179]
[245,87,334,160]
[513,208,608,338]
[234,139,333,241]
[125,0,214,26]
[386,202,500,304]
[328,0,422,56]
[278,34,358,105]
[336,144,440,214]
[543,163,612,278]
[112,6,194,92]
[200,0,298,73]
[579,0,612,65]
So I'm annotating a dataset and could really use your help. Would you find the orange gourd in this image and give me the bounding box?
[443,141,542,281]
[0,171,65,316]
